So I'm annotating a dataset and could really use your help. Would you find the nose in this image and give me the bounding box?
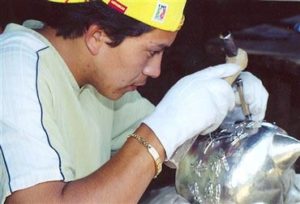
[142,54,162,78]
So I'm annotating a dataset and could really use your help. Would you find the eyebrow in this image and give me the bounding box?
[159,43,170,48]
[151,43,170,50]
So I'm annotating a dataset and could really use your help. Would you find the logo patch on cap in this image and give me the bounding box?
[153,2,168,23]
[108,0,127,13]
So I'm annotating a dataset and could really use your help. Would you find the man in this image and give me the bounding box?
[0,0,268,203]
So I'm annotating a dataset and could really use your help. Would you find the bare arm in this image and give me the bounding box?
[6,124,166,204]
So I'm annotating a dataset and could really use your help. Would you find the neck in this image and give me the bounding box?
[39,26,90,87]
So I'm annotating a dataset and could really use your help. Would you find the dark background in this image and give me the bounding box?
[1,0,300,190]
[140,0,300,104]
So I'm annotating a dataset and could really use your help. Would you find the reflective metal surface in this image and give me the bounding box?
[176,121,300,204]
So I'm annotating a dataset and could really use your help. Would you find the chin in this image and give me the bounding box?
[107,91,126,101]
[100,87,132,101]
[109,95,123,101]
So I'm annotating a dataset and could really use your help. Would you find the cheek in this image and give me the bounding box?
[120,51,148,74]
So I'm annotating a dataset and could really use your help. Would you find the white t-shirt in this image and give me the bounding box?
[0,22,154,203]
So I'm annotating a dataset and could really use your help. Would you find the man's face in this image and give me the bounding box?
[89,29,177,100]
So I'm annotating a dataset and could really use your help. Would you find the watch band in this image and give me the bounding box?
[129,133,162,178]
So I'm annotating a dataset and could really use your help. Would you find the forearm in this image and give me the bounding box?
[61,123,166,203]
[6,124,166,204]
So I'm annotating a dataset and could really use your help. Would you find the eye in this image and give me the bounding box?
[148,50,162,58]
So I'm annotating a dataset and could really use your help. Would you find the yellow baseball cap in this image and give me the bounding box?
[47,0,186,31]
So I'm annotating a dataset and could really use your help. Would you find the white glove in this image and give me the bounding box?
[143,64,239,159]
[225,71,269,123]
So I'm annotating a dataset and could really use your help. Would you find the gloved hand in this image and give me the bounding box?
[224,71,269,123]
[143,64,240,160]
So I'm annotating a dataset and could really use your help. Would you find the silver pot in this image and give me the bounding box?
[175,121,300,204]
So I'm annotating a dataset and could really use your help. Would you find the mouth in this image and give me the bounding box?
[125,81,146,92]
[132,79,147,87]
[126,85,137,91]
[134,82,146,86]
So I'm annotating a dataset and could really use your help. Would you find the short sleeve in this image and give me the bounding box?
[0,36,64,202]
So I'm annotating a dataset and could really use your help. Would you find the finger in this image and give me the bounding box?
[192,63,241,80]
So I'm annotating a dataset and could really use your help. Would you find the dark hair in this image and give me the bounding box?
[42,1,153,47]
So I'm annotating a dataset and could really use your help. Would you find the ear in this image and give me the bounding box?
[84,25,110,55]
